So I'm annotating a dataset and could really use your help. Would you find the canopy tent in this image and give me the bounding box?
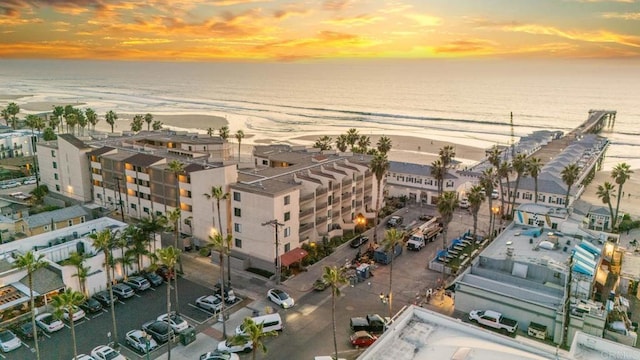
[280,247,308,267]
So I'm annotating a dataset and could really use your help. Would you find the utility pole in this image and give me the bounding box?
[562,254,574,349]
[262,220,284,285]
[114,176,125,222]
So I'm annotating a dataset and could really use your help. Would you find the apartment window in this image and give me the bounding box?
[234,208,241,217]
[262,160,268,165]
[54,173,59,180]
[284,227,291,238]
[44,225,49,231]
[156,211,163,216]
[131,203,137,210]
[53,161,57,169]
[234,223,242,233]
[80,216,85,223]
[284,195,290,205]
[51,150,56,157]
[55,185,60,191]
[284,243,291,253]
[235,238,242,248]
[68,220,73,226]
[233,192,241,201]
[284,212,290,221]
[96,193,102,199]
[143,207,150,214]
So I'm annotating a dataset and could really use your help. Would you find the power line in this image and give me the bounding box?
[262,220,285,285]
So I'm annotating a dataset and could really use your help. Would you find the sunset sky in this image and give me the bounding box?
[1,0,639,61]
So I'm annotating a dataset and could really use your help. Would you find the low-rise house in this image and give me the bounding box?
[14,205,90,237]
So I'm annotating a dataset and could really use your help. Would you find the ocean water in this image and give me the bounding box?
[0,59,638,170]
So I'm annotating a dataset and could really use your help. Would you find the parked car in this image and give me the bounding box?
[142,271,164,287]
[217,337,253,353]
[349,314,389,334]
[350,331,377,347]
[157,312,189,333]
[125,329,158,353]
[124,276,151,291]
[91,345,126,360]
[63,306,86,322]
[35,313,64,333]
[142,320,172,343]
[0,330,21,352]
[386,215,403,228]
[267,288,294,308]
[93,291,117,306]
[23,178,37,185]
[214,282,238,304]
[199,351,239,360]
[72,354,95,360]
[112,283,135,299]
[459,198,470,209]
[79,298,103,314]
[0,181,20,189]
[12,321,43,340]
[313,278,329,291]
[156,265,174,281]
[468,310,518,334]
[349,235,369,248]
[195,295,223,313]
[491,190,500,199]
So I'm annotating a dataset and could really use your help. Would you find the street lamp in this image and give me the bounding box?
[356,213,366,234]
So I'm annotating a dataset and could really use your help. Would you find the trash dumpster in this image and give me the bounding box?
[356,263,370,281]
[180,326,196,346]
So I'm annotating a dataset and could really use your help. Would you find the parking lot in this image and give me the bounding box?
[2,276,240,360]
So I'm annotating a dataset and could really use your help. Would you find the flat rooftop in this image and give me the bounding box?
[358,306,639,360]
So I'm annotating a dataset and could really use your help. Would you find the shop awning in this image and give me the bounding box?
[280,247,308,267]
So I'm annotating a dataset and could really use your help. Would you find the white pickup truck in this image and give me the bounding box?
[468,310,518,334]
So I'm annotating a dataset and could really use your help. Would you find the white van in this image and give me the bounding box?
[235,313,283,335]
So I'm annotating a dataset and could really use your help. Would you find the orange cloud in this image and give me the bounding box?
[504,23,640,48]
[404,13,442,27]
[433,39,497,55]
[322,0,353,11]
[323,14,385,27]
[601,12,640,20]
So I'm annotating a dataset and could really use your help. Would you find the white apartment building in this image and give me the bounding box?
[0,128,37,159]
[386,161,466,204]
[37,134,94,202]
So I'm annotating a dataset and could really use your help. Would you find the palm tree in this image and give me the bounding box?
[1,107,10,126]
[219,125,230,140]
[85,108,98,132]
[52,105,64,133]
[13,251,47,360]
[207,127,214,136]
[431,159,445,195]
[561,163,580,209]
[167,208,182,311]
[89,229,119,345]
[313,135,333,151]
[487,145,502,168]
[76,109,87,135]
[497,161,511,217]
[157,246,181,360]
[437,191,458,287]
[206,233,229,338]
[322,265,347,360]
[596,182,616,231]
[67,251,89,294]
[105,110,118,133]
[25,114,40,134]
[66,112,78,135]
[238,317,277,360]
[527,157,543,204]
[376,136,392,155]
[480,168,498,240]
[345,128,359,151]
[7,102,20,129]
[115,230,130,280]
[382,228,404,319]
[510,153,528,217]
[438,145,456,169]
[204,185,231,283]
[611,163,633,230]
[144,113,154,131]
[152,120,163,130]
[131,114,144,132]
[139,214,167,254]
[467,185,485,241]
[235,130,245,163]
[370,153,389,244]
[52,289,85,359]
[356,135,371,153]
[335,134,348,152]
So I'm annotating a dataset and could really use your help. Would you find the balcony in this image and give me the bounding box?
[331,211,339,219]
[316,188,328,196]
[316,202,327,211]
[355,175,363,181]
[316,216,327,225]
[341,192,351,199]
[300,192,315,203]
[299,207,314,218]
[299,223,314,233]
[342,179,352,187]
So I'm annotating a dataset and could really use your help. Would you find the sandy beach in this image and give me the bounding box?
[580,170,640,218]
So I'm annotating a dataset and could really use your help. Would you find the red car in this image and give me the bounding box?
[350,331,377,348]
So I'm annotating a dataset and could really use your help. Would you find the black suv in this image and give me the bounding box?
[79,298,103,314]
[350,235,369,248]
[142,320,171,343]
[386,215,403,228]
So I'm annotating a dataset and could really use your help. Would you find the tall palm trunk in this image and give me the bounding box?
[173,223,180,313]
[104,249,118,346]
[388,260,393,319]
[374,178,382,243]
[219,251,227,339]
[331,290,338,360]
[217,199,231,285]
[614,184,625,228]
[29,273,41,360]
[166,271,172,360]
[69,309,78,358]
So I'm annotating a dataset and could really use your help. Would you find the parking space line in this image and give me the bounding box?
[41,332,51,339]
[179,312,203,326]
[0,352,5,359]
[22,342,31,350]
[118,300,125,305]
[187,303,216,321]
[134,294,142,298]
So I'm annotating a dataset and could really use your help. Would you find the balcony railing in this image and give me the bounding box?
[299,223,314,233]
[299,207,314,217]
[316,188,328,196]
[300,192,315,202]
[316,202,327,210]
[316,216,327,224]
